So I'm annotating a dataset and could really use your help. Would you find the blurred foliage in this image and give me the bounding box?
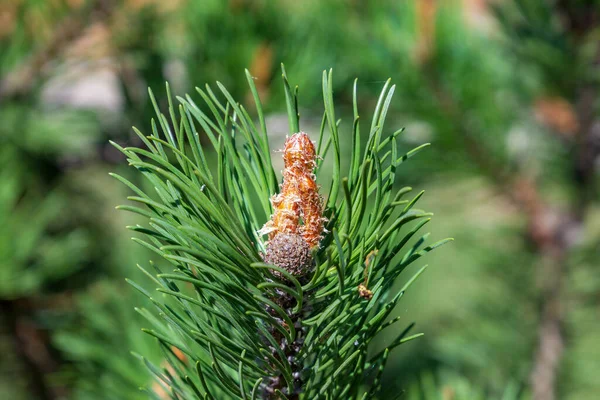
[1,0,599,399]
[0,105,101,297]
[53,279,157,400]
[405,369,525,400]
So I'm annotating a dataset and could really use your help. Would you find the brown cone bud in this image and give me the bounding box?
[264,233,312,277]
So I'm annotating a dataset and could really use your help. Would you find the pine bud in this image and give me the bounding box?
[260,132,325,250]
[261,132,325,278]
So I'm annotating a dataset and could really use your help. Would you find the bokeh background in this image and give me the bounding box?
[1,0,599,399]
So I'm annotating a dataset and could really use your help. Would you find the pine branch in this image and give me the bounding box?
[112,66,448,399]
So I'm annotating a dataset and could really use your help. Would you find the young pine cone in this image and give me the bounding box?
[261,132,325,277]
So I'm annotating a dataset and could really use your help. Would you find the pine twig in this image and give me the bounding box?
[112,68,446,399]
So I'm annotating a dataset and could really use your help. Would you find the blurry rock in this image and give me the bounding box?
[41,60,124,113]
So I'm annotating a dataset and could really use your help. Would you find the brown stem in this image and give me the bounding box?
[530,249,566,400]
[263,287,305,400]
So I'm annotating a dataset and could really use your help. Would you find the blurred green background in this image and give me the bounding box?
[1,0,599,399]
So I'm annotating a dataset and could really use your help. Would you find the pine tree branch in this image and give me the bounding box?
[112,68,447,399]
